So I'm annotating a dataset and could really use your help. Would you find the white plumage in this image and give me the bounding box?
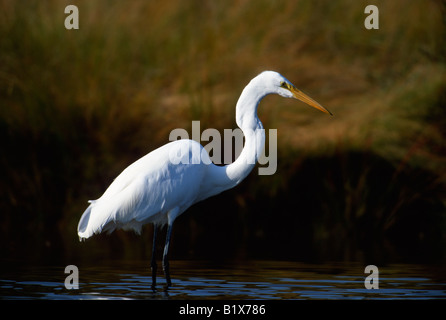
[77,71,331,288]
[78,140,207,238]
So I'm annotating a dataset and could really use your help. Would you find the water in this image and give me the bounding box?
[1,260,445,300]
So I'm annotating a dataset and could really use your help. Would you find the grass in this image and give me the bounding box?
[1,0,445,263]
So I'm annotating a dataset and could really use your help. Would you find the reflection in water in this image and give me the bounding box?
[1,260,445,300]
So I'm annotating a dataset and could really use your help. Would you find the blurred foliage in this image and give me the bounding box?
[0,0,445,265]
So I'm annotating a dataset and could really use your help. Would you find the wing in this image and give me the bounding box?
[78,139,207,239]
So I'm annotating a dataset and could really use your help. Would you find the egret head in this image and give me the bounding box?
[260,71,332,115]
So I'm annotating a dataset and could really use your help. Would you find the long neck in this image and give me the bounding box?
[201,82,267,199]
[225,84,266,185]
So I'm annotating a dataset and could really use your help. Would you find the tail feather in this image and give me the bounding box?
[77,194,146,240]
[77,205,94,241]
[77,200,119,241]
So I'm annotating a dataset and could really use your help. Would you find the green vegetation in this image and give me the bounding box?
[1,0,445,263]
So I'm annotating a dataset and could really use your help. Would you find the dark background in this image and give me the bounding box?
[1,0,445,268]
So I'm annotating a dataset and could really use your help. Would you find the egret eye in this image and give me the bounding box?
[280,81,290,90]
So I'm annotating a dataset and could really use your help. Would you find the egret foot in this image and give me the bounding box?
[150,261,157,291]
[163,259,172,288]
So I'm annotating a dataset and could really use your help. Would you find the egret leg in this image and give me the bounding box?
[150,226,158,290]
[163,223,173,288]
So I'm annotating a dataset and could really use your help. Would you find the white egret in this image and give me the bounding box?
[77,71,332,288]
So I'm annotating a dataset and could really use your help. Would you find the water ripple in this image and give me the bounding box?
[1,261,445,300]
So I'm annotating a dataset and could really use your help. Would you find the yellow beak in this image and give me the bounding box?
[290,86,332,116]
